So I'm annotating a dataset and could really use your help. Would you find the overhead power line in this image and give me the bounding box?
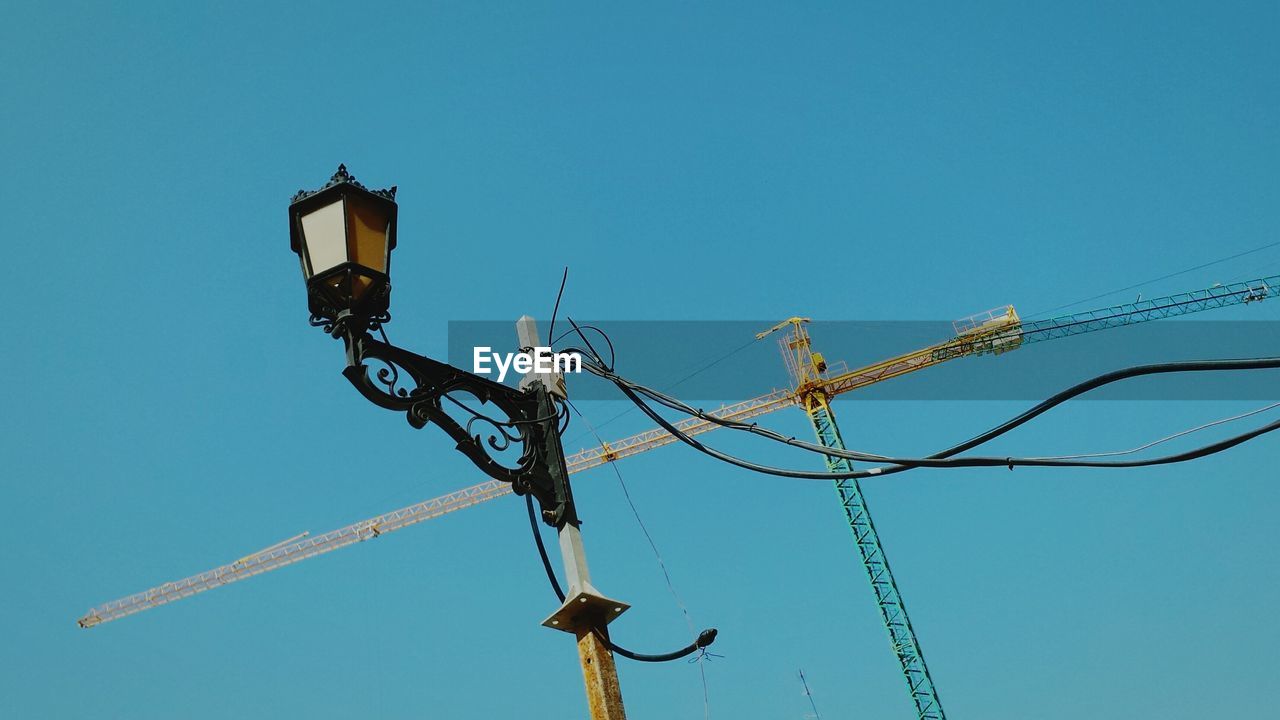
[1028,401,1280,461]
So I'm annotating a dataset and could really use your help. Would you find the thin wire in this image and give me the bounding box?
[1023,239,1280,319]
[699,652,711,720]
[1028,401,1280,460]
[553,322,617,370]
[558,335,758,448]
[706,655,716,717]
[566,398,711,720]
[524,493,719,663]
[547,266,568,345]
[1222,257,1280,286]
[799,669,821,720]
[555,313,752,448]
[567,400,696,633]
[570,317,609,363]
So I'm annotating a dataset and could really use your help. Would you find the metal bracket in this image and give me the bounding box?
[542,588,631,634]
[323,320,571,525]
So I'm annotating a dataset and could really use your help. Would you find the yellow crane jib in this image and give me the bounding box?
[755,316,811,340]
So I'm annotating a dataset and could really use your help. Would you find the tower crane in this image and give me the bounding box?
[81,274,1278,717]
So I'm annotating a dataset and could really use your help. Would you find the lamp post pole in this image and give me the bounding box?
[516,316,629,719]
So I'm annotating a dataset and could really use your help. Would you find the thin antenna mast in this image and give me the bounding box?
[799,669,821,720]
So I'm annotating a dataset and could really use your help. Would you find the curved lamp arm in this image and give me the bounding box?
[320,315,579,528]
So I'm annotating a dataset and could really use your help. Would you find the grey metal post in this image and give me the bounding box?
[516,315,630,720]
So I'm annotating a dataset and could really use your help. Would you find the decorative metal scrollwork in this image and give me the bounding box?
[326,322,574,526]
[309,309,391,335]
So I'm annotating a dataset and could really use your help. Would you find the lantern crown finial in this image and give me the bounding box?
[291,164,397,204]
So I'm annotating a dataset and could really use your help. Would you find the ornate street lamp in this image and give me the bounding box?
[289,164,398,328]
[289,165,582,529]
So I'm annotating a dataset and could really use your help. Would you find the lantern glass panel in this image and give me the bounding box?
[300,199,347,277]
[346,193,390,273]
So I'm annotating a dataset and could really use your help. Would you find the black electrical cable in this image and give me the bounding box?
[581,354,1280,471]
[526,493,565,600]
[564,325,1251,460]
[556,396,572,435]
[554,333,755,451]
[558,317,616,372]
[603,361,1280,477]
[560,321,1275,470]
[862,356,1280,477]
[547,266,568,347]
[524,494,718,662]
[552,324,616,361]
[561,321,1280,477]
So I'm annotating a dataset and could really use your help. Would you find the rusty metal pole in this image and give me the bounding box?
[517,316,630,719]
[577,627,626,718]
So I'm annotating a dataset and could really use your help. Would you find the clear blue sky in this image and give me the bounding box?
[3,2,1279,718]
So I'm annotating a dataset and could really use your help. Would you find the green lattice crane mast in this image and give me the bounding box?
[759,316,946,718]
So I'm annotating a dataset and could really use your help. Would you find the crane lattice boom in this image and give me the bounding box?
[78,482,509,627]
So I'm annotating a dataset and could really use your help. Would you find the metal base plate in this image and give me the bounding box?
[542,588,630,634]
